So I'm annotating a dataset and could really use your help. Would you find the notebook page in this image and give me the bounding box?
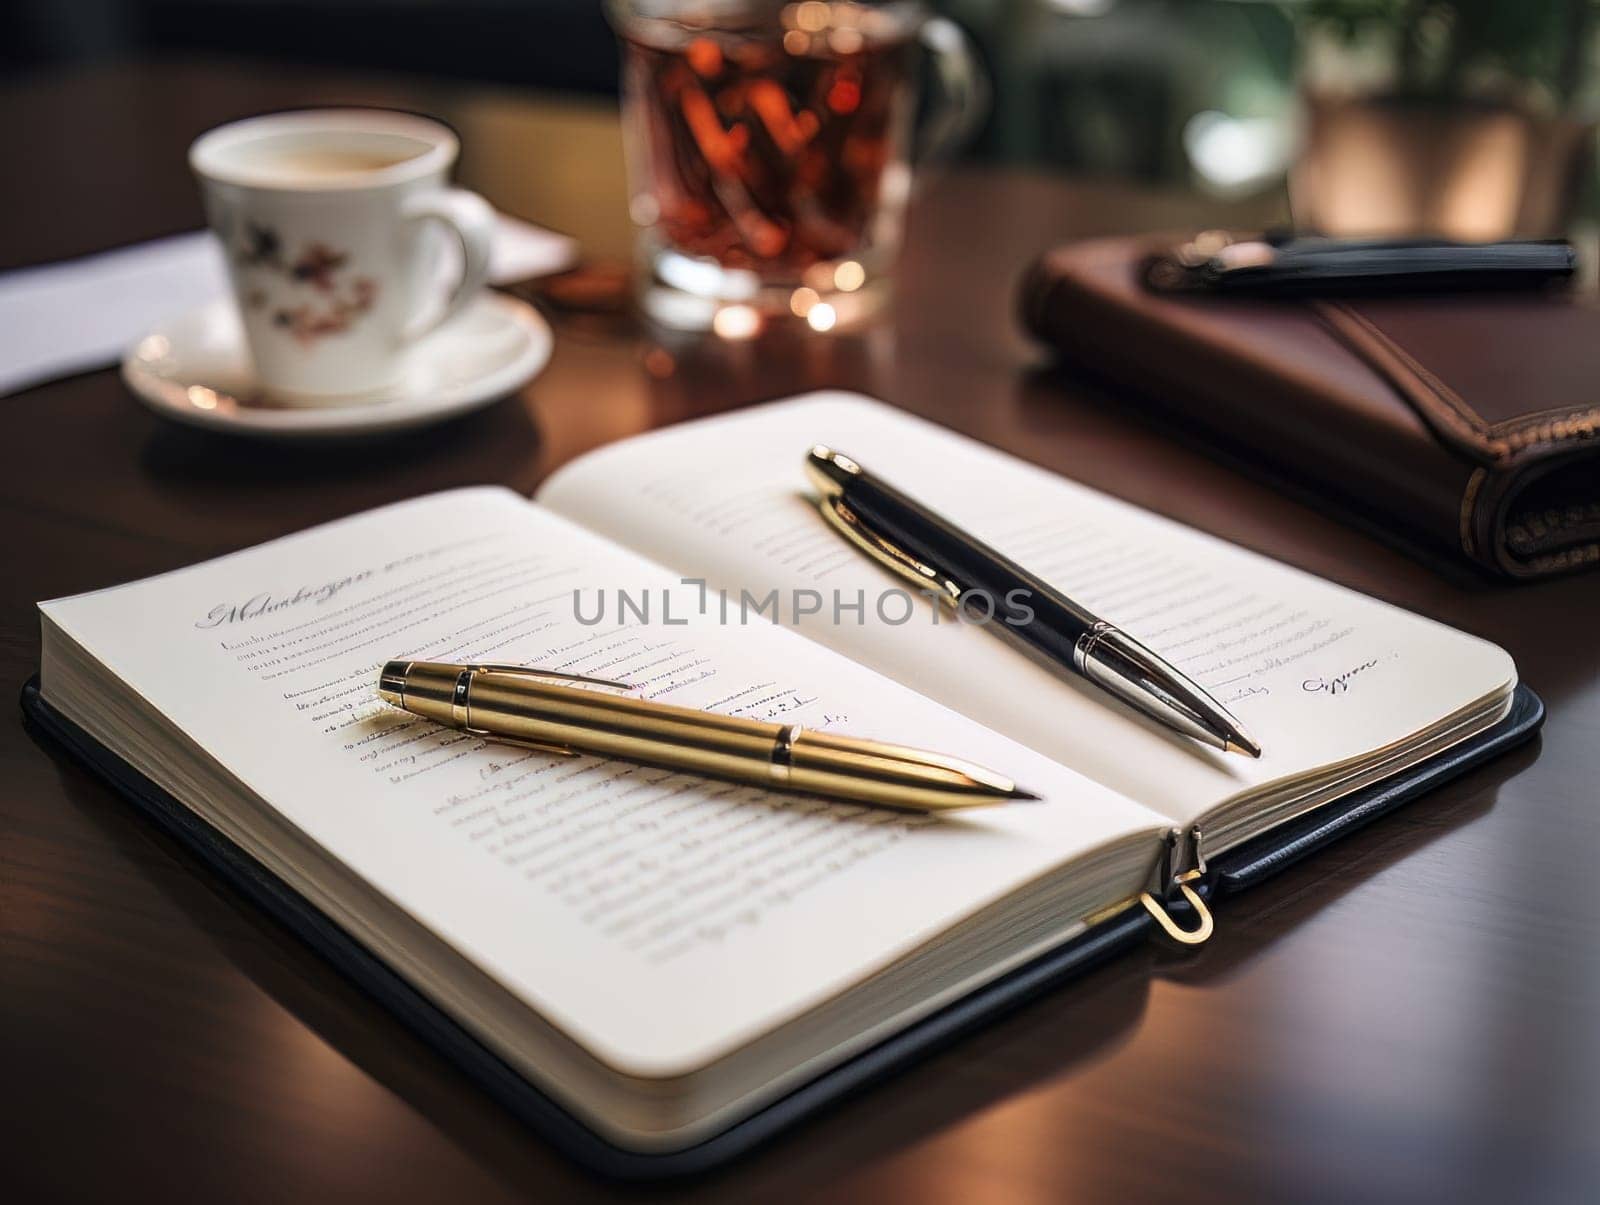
[39,486,1162,1077]
[537,394,1516,826]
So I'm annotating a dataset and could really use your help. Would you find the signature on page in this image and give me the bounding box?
[1302,658,1381,697]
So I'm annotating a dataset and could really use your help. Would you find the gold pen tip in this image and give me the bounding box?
[1007,786,1044,802]
[1225,732,1263,759]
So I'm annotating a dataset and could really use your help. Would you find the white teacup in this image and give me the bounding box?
[189,109,494,405]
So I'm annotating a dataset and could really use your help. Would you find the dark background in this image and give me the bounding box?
[0,0,1302,188]
[2,0,623,94]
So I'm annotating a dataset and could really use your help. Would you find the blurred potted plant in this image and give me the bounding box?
[1289,0,1599,237]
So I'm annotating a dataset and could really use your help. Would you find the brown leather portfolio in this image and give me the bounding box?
[1020,235,1600,578]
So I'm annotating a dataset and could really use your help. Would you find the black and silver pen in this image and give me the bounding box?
[804,446,1262,758]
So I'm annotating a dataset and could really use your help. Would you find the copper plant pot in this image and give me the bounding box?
[1290,92,1594,239]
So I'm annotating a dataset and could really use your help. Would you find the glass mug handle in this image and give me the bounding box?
[400,188,495,343]
[915,16,989,166]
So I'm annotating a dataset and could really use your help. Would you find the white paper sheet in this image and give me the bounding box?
[0,216,577,396]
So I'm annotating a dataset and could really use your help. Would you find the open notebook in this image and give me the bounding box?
[34,393,1519,1161]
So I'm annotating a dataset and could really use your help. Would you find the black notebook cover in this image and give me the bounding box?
[20,677,1543,1179]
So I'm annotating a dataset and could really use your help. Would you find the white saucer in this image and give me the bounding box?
[122,293,551,439]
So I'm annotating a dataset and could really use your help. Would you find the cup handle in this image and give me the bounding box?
[915,17,989,167]
[400,187,495,344]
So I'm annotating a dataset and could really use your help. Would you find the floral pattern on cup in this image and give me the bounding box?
[233,222,379,346]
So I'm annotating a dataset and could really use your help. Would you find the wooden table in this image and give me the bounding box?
[4,62,1596,1205]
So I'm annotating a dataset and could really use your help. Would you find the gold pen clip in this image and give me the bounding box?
[815,495,963,607]
[468,664,633,691]
[459,664,634,757]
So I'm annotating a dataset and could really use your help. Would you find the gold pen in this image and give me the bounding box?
[377,660,1038,812]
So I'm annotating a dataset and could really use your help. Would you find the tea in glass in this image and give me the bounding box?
[610,1,982,330]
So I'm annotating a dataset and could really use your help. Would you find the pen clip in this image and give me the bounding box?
[816,495,962,607]
[458,664,634,758]
[468,664,634,692]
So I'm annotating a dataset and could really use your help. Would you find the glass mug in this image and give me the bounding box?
[607,0,986,331]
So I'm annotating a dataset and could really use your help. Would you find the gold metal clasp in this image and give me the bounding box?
[814,495,963,606]
[1139,871,1213,947]
[1138,826,1213,947]
[1156,824,1206,887]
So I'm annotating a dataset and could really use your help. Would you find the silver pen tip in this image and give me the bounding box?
[1225,730,1263,759]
